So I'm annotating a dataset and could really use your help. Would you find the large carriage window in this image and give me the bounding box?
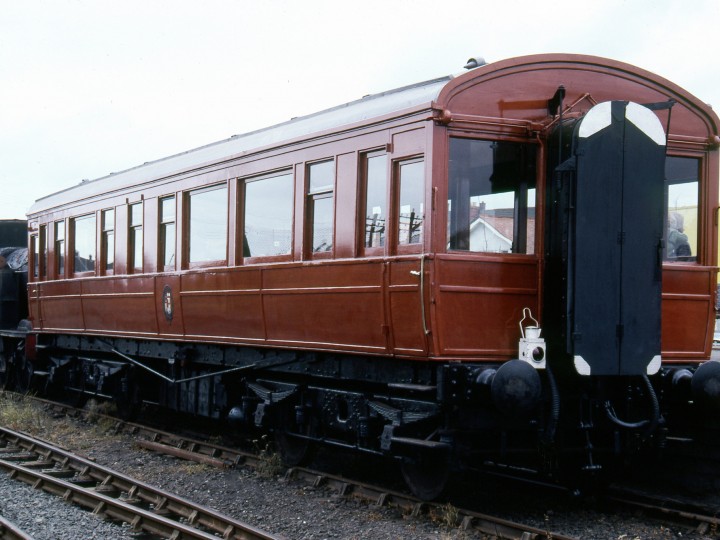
[244,171,293,258]
[102,209,114,274]
[664,156,698,261]
[397,159,424,245]
[159,196,175,268]
[129,203,143,272]
[73,214,96,274]
[448,138,536,254]
[307,160,334,253]
[188,184,228,264]
[55,220,65,277]
[364,153,388,249]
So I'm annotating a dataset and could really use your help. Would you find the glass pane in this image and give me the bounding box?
[398,160,424,245]
[105,231,114,271]
[665,157,698,261]
[312,196,334,252]
[130,203,142,226]
[526,188,536,255]
[73,214,96,272]
[55,221,64,241]
[189,186,228,263]
[102,209,114,232]
[308,160,334,193]
[131,228,142,270]
[162,223,175,267]
[448,138,536,253]
[57,240,64,275]
[245,173,293,257]
[365,154,387,248]
[161,196,175,223]
[40,225,47,278]
[32,236,38,278]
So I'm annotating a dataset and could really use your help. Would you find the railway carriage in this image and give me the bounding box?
[5,54,720,498]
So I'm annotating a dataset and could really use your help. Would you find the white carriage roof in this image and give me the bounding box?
[29,75,453,215]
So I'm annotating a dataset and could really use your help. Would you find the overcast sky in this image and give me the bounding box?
[1,0,718,220]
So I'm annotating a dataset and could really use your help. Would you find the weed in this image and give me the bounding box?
[0,392,46,433]
[83,399,119,432]
[440,502,459,528]
[253,435,283,478]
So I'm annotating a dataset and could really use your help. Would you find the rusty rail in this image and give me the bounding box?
[0,426,280,540]
[0,515,34,540]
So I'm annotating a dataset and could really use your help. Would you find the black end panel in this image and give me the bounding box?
[547,101,665,376]
[616,110,665,375]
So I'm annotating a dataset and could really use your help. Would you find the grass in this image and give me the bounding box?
[253,434,284,478]
[83,398,120,433]
[0,391,47,433]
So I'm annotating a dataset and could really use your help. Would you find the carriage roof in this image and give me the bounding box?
[28,75,452,215]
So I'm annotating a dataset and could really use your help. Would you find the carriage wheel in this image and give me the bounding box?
[14,354,34,394]
[400,451,450,501]
[274,429,315,467]
[273,399,316,466]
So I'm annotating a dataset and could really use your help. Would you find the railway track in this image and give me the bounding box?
[7,392,720,539]
[97,412,720,539]
[0,514,34,540]
[4,393,576,539]
[605,486,720,536]
[0,425,279,540]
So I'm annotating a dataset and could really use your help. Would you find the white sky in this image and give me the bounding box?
[1,0,718,220]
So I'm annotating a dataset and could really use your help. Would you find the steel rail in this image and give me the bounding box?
[0,515,34,540]
[0,427,279,540]
[1,392,576,540]
[606,486,720,536]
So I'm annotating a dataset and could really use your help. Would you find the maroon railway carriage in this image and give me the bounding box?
[11,54,720,498]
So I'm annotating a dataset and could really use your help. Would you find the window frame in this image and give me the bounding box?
[359,150,389,257]
[30,233,39,280]
[305,159,335,259]
[446,135,538,256]
[392,156,425,255]
[101,208,115,276]
[184,182,229,269]
[159,195,176,271]
[70,213,97,277]
[39,224,47,280]
[128,202,143,274]
[663,154,700,263]
[54,219,66,279]
[241,169,295,264]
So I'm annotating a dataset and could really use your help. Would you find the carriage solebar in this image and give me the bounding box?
[1,53,719,500]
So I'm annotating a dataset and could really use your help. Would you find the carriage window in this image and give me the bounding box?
[364,153,387,249]
[188,184,228,264]
[244,171,293,258]
[31,234,38,279]
[448,138,536,254]
[159,196,176,269]
[39,225,47,279]
[73,214,96,274]
[129,203,143,272]
[307,160,334,254]
[664,157,698,262]
[397,159,424,245]
[102,209,114,274]
[55,220,65,277]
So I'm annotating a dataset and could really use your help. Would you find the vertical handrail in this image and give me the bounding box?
[410,256,430,335]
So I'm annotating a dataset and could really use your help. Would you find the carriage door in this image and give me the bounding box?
[546,101,666,376]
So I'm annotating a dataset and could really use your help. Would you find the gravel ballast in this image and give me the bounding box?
[0,399,718,540]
